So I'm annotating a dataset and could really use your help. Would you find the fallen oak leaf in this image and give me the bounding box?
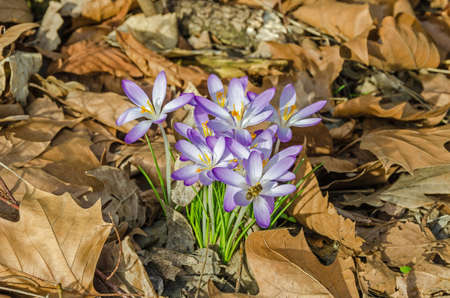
[360,125,450,174]
[0,186,111,295]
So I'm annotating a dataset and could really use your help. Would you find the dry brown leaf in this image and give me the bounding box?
[421,15,450,59]
[81,0,134,23]
[292,0,374,41]
[280,122,333,156]
[228,0,279,9]
[356,253,399,296]
[63,90,138,133]
[309,156,357,173]
[359,125,450,174]
[116,31,208,88]
[0,0,33,23]
[378,164,450,209]
[52,40,143,78]
[368,13,440,71]
[333,94,450,125]
[35,1,64,52]
[417,73,450,107]
[0,186,111,295]
[0,23,39,57]
[289,149,363,251]
[243,228,359,297]
[25,129,101,190]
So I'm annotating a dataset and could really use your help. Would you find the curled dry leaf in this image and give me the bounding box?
[356,253,399,296]
[416,73,450,107]
[333,94,450,126]
[0,23,39,57]
[421,15,450,59]
[116,31,208,87]
[360,125,450,174]
[368,13,440,71]
[378,164,450,209]
[35,1,64,52]
[63,90,138,133]
[52,40,143,78]
[0,186,111,295]
[244,228,359,297]
[292,0,374,41]
[289,149,363,251]
[0,0,33,23]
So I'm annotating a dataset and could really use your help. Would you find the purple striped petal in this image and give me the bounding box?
[122,80,148,106]
[262,157,295,182]
[277,126,292,142]
[227,78,248,110]
[196,96,233,122]
[124,120,153,143]
[152,71,167,114]
[116,107,142,126]
[279,84,296,110]
[243,109,273,127]
[174,122,191,138]
[226,138,249,160]
[161,93,193,114]
[212,168,247,188]
[234,190,251,206]
[223,185,239,212]
[194,106,210,132]
[153,113,167,124]
[254,196,272,228]
[212,136,225,164]
[262,184,296,197]
[247,91,257,101]
[247,87,275,116]
[207,74,224,102]
[277,171,296,182]
[234,128,252,147]
[199,170,214,185]
[175,140,203,163]
[172,165,201,180]
[288,100,326,122]
[238,76,248,91]
[246,151,262,186]
[289,118,322,127]
[208,119,231,134]
[184,174,199,186]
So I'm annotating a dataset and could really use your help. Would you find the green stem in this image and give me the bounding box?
[202,187,208,247]
[224,206,248,261]
[158,123,171,205]
[207,183,215,244]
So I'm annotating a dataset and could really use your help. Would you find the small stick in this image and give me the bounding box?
[195,235,210,298]
[0,176,19,205]
[235,241,244,292]
[106,214,123,280]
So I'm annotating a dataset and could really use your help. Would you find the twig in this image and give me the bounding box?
[0,176,19,205]
[425,68,450,75]
[106,214,123,280]
[0,286,47,298]
[95,268,128,297]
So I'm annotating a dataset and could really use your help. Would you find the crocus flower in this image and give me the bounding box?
[272,84,327,142]
[172,129,235,186]
[213,151,297,228]
[116,71,193,143]
[196,77,275,146]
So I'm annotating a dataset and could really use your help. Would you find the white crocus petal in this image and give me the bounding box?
[152,71,167,114]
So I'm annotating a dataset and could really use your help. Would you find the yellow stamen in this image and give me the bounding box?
[198,153,211,165]
[283,105,296,121]
[196,168,202,173]
[231,103,245,121]
[216,91,226,107]
[262,159,268,168]
[202,121,212,137]
[140,100,155,114]
[251,132,257,139]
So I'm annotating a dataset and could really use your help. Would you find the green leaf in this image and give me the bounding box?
[400,265,412,274]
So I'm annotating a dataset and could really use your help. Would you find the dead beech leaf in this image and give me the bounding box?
[52,40,143,78]
[369,13,440,71]
[244,228,359,297]
[35,1,64,52]
[63,90,138,133]
[0,0,33,23]
[417,73,450,107]
[81,0,134,23]
[356,253,399,296]
[292,0,374,41]
[359,125,450,174]
[421,15,450,59]
[116,31,208,87]
[0,187,111,294]
[378,165,450,209]
[290,149,363,251]
[0,23,39,57]
[333,94,450,126]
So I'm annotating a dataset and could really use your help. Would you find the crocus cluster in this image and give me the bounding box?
[171,74,326,228]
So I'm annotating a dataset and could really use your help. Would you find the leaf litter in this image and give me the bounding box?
[0,0,449,296]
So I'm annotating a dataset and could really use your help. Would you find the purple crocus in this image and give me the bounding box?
[196,77,275,146]
[171,129,235,186]
[116,71,193,143]
[272,84,327,142]
[213,151,297,228]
